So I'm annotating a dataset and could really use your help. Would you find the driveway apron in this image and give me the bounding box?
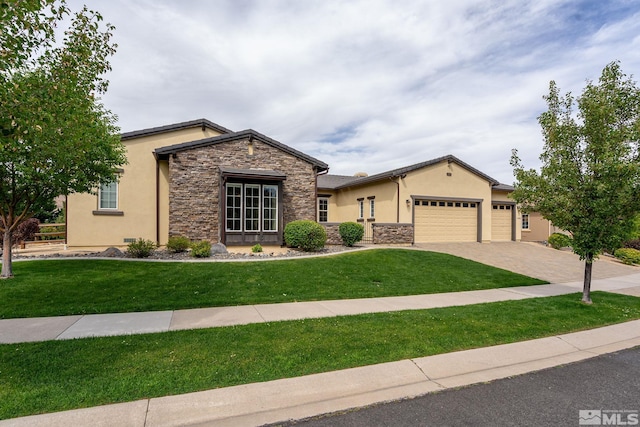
[414,241,638,283]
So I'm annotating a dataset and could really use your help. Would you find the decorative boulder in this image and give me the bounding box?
[99,247,124,257]
[210,243,228,255]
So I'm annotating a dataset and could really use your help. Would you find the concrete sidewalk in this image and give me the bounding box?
[2,274,640,344]
[1,274,640,426]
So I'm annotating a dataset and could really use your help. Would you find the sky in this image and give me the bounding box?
[67,0,640,184]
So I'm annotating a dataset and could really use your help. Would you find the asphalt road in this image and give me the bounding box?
[272,346,640,427]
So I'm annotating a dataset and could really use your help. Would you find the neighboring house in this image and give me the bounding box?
[66,119,328,248]
[520,211,565,242]
[317,155,521,244]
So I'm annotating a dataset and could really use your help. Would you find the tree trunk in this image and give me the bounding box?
[1,229,13,279]
[582,255,593,304]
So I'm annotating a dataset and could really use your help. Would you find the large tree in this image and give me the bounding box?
[1,0,127,278]
[511,62,640,303]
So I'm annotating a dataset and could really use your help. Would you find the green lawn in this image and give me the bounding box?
[1,249,546,318]
[1,292,639,420]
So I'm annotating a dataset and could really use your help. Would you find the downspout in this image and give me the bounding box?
[155,157,160,245]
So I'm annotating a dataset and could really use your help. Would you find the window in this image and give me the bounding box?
[522,214,530,230]
[226,184,242,231]
[369,199,375,218]
[244,184,260,231]
[99,181,118,210]
[263,185,278,231]
[358,200,364,219]
[226,183,278,233]
[318,198,328,222]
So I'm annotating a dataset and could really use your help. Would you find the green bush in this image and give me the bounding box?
[190,240,211,258]
[339,222,364,247]
[284,220,327,252]
[166,236,191,253]
[548,233,572,250]
[126,238,157,258]
[614,248,640,265]
[251,244,263,253]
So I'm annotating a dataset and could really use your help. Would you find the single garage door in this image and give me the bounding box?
[414,200,478,243]
[491,204,513,241]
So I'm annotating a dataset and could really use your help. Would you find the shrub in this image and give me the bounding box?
[166,236,191,253]
[284,220,327,252]
[126,238,156,258]
[1,218,41,247]
[12,218,41,243]
[251,244,263,253]
[614,248,640,265]
[548,233,572,250]
[623,239,640,251]
[339,222,364,247]
[190,240,211,258]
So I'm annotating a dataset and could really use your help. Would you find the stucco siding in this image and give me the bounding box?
[67,127,223,247]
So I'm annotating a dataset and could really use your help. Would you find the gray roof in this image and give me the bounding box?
[317,174,364,189]
[121,118,233,141]
[318,155,500,190]
[492,183,515,191]
[155,129,329,171]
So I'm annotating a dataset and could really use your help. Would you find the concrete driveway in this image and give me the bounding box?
[415,241,638,283]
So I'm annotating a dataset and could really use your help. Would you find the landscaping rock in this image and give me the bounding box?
[99,247,124,258]
[211,243,228,255]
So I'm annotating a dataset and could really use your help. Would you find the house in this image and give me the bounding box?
[67,119,521,248]
[520,211,565,242]
[317,155,521,244]
[66,119,328,248]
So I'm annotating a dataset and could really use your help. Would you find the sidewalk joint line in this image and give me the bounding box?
[409,358,431,381]
[55,315,84,340]
[143,399,151,427]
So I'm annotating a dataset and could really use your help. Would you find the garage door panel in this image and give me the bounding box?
[491,205,512,241]
[414,202,478,243]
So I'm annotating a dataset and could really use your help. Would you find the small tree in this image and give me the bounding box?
[511,62,640,303]
[1,1,126,278]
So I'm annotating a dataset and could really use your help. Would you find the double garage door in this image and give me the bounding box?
[414,200,478,243]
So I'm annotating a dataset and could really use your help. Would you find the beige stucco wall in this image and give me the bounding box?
[67,127,222,247]
[521,211,552,242]
[321,160,507,242]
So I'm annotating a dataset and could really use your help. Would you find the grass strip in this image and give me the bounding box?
[1,249,545,319]
[1,291,639,420]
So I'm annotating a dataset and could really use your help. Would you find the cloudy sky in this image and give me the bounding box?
[68,0,640,184]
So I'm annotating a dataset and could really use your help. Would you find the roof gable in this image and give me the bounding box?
[154,129,329,171]
[319,155,500,190]
[120,118,232,141]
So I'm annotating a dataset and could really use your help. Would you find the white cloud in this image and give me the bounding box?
[71,0,640,184]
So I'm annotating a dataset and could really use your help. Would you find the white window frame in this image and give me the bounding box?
[226,183,278,233]
[226,183,243,232]
[522,213,530,230]
[318,198,328,223]
[358,200,364,219]
[98,181,118,210]
[262,185,278,232]
[244,184,261,232]
[369,199,375,218]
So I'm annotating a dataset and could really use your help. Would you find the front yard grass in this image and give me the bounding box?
[1,249,546,318]
[1,292,639,420]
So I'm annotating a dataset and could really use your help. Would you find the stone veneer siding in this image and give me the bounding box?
[372,223,414,244]
[321,223,342,245]
[168,138,318,243]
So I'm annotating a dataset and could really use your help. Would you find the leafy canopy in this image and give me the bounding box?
[511,61,640,262]
[1,0,126,277]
